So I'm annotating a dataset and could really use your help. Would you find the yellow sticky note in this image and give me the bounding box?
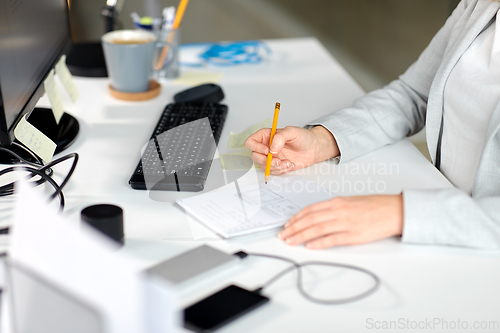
[14,115,56,163]
[55,55,80,103]
[219,150,257,170]
[174,71,223,86]
[228,118,271,149]
[44,69,64,124]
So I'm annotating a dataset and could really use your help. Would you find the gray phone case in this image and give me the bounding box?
[146,245,238,285]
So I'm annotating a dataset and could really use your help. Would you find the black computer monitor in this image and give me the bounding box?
[0,0,79,164]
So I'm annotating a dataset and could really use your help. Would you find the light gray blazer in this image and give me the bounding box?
[309,0,500,249]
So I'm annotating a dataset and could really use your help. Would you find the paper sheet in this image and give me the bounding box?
[177,176,333,238]
[174,71,223,86]
[14,115,56,163]
[43,69,64,123]
[55,55,80,103]
[7,181,178,333]
[228,118,271,149]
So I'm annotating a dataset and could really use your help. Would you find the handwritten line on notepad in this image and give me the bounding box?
[176,176,333,238]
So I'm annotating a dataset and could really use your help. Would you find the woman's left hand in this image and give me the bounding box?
[278,194,404,249]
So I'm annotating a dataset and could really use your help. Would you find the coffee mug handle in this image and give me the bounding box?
[153,41,177,72]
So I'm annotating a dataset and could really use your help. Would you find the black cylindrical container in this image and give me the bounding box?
[81,204,124,246]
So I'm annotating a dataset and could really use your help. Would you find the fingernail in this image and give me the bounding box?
[285,238,294,245]
[286,162,291,168]
[277,232,283,240]
[270,145,277,154]
[291,163,295,169]
[275,160,280,166]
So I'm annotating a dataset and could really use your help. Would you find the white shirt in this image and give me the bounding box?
[441,10,500,195]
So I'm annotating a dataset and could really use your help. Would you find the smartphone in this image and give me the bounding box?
[184,285,270,333]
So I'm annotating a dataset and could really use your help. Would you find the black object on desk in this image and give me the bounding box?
[66,42,108,78]
[174,84,225,104]
[81,204,124,245]
[65,0,118,78]
[0,108,79,164]
[184,285,269,333]
[129,102,228,192]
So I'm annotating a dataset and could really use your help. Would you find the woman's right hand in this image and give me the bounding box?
[244,125,340,174]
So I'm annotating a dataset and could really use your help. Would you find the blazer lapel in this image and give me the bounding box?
[472,101,500,196]
[426,0,499,165]
[484,102,500,152]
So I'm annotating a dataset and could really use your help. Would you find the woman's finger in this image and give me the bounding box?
[245,128,271,155]
[282,220,349,246]
[268,126,301,154]
[251,151,269,165]
[279,208,343,240]
[305,232,355,250]
[286,199,336,226]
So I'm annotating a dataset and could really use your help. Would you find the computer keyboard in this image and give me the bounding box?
[129,102,228,191]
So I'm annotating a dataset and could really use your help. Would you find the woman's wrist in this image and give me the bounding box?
[310,126,340,162]
[392,193,404,236]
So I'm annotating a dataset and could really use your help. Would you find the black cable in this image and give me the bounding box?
[0,170,54,197]
[0,146,54,196]
[243,252,381,305]
[0,149,78,238]
[41,153,79,200]
[0,166,65,209]
[0,153,78,194]
[0,146,43,168]
[11,142,45,165]
[0,153,79,212]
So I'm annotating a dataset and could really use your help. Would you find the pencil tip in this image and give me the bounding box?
[265,182,267,184]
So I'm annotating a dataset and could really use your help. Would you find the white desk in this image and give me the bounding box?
[3,38,500,332]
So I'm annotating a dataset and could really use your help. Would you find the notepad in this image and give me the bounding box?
[176,176,333,238]
[174,71,223,86]
[219,150,257,170]
[228,118,271,149]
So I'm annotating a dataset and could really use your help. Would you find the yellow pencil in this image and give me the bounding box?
[265,102,280,184]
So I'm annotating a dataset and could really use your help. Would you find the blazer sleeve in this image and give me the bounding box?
[307,0,472,163]
[403,189,500,249]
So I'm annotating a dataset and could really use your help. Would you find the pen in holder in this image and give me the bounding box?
[153,28,180,79]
